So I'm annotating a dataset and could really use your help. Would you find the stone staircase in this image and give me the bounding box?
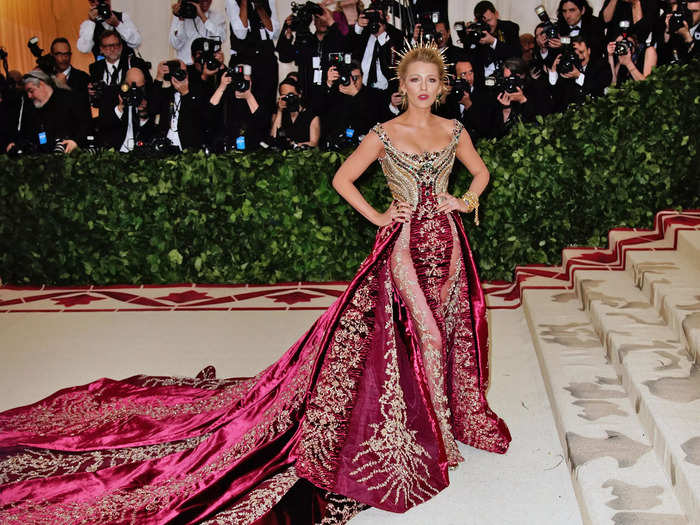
[486,210,700,525]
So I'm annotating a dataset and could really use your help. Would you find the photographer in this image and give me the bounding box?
[554,0,605,60]
[6,70,90,155]
[152,60,205,150]
[318,59,385,146]
[77,0,142,58]
[548,34,612,112]
[98,67,156,151]
[170,0,227,65]
[489,57,553,138]
[269,77,320,148]
[412,19,463,68]
[531,22,560,77]
[350,3,402,94]
[469,1,522,78]
[207,64,269,151]
[600,0,659,43]
[606,28,658,84]
[277,2,347,109]
[187,37,226,101]
[659,0,700,63]
[226,0,279,117]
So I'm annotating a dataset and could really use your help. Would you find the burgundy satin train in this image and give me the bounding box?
[0,120,511,524]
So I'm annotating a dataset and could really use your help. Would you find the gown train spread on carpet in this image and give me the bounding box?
[0,119,511,524]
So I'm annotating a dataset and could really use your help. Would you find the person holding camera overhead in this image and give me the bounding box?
[77,0,143,59]
[170,0,228,66]
[269,77,320,147]
[98,67,156,151]
[207,63,269,151]
[151,60,205,151]
[600,0,659,44]
[550,0,605,61]
[277,2,348,111]
[547,34,612,112]
[186,37,226,101]
[226,0,280,124]
[658,0,700,63]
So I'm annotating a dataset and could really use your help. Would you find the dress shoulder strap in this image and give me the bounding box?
[452,119,464,140]
[370,122,389,146]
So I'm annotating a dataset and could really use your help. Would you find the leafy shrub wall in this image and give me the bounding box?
[0,62,697,285]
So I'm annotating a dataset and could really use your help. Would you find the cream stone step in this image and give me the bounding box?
[624,245,700,362]
[522,288,689,525]
[575,273,700,524]
[678,230,700,262]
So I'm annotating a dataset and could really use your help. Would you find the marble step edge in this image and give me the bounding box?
[521,290,688,524]
[579,283,700,524]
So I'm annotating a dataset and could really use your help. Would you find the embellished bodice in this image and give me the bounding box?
[371,119,464,209]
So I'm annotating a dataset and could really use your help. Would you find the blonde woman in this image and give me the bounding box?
[0,41,510,525]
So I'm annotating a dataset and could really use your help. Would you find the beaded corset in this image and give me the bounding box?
[371,119,464,209]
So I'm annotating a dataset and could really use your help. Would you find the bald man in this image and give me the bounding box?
[98,67,157,151]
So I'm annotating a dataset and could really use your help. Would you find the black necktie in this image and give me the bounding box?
[367,39,379,86]
[109,65,118,86]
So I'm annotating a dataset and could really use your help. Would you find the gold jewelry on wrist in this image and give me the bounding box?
[460,190,480,225]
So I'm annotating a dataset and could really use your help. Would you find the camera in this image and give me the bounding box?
[224,64,252,92]
[27,37,57,76]
[164,60,187,82]
[120,82,146,107]
[666,0,690,33]
[614,21,633,56]
[485,67,523,95]
[289,1,324,45]
[133,136,181,157]
[556,36,581,74]
[328,52,353,87]
[194,38,222,71]
[95,1,112,22]
[418,11,441,43]
[282,92,301,112]
[463,20,490,48]
[534,5,560,40]
[89,79,107,107]
[324,127,360,151]
[176,0,200,19]
[449,76,470,99]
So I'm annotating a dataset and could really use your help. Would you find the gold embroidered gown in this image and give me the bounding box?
[0,119,511,524]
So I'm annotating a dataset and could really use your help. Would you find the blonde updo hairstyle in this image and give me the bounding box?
[396,44,450,107]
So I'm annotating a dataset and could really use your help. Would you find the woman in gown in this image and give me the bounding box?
[0,42,510,524]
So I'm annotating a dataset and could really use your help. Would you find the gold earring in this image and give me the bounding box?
[400,91,407,109]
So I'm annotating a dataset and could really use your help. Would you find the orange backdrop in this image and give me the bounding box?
[0,0,91,76]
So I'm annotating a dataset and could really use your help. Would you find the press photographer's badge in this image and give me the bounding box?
[345,128,355,139]
[260,28,267,40]
[236,136,246,150]
[312,56,321,69]
[38,132,47,145]
[313,69,323,85]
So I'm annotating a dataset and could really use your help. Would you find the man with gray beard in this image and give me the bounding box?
[5,70,90,154]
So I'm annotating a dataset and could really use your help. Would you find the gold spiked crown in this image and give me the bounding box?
[390,36,453,82]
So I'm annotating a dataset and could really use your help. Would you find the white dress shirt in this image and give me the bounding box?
[102,58,123,85]
[77,12,142,54]
[115,105,149,152]
[166,92,183,150]
[170,10,228,65]
[358,27,390,90]
[225,0,280,42]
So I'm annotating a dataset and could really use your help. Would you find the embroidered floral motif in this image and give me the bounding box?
[316,494,369,524]
[349,277,438,507]
[296,276,379,489]
[198,467,299,524]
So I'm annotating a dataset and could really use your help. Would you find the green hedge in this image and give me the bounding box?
[0,61,698,285]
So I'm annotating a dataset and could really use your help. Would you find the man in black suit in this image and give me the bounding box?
[50,38,91,112]
[547,34,612,112]
[470,1,522,78]
[554,0,606,62]
[349,5,403,97]
[151,60,205,151]
[277,4,348,111]
[97,67,157,151]
[88,31,152,119]
[5,70,90,154]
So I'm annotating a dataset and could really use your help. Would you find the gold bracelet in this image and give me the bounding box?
[460,190,480,226]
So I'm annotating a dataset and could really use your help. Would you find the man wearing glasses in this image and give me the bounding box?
[77,0,142,58]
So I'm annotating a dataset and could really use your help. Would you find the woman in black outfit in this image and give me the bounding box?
[270,77,320,147]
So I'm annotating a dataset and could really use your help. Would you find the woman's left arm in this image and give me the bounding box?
[436,129,490,214]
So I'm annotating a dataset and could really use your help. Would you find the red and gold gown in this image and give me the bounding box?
[0,119,510,524]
